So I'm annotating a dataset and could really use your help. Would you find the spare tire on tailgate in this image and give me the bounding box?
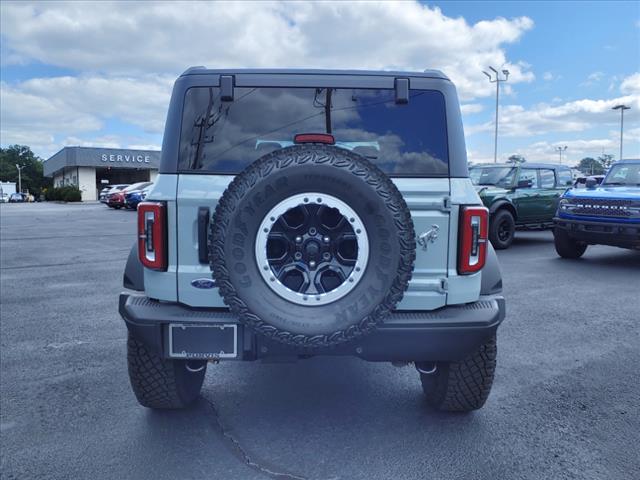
[210,144,415,347]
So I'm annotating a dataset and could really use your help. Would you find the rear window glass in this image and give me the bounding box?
[178,87,449,176]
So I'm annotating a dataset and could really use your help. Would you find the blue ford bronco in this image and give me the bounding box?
[120,68,506,412]
[554,159,640,258]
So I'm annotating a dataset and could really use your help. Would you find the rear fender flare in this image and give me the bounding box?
[489,200,517,221]
[123,242,144,291]
[480,242,502,295]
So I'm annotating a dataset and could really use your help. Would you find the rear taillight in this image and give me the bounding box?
[138,202,167,271]
[458,206,488,275]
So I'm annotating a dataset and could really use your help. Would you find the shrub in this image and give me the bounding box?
[44,186,82,202]
[62,188,82,202]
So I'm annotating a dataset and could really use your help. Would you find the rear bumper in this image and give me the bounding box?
[119,293,506,362]
[554,216,640,249]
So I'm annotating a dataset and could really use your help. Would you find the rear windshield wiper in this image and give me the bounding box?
[190,88,216,169]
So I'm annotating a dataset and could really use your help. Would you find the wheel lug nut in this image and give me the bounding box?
[295,236,302,243]
[309,227,317,235]
[294,252,302,260]
[309,260,316,268]
[323,252,331,260]
[323,236,330,243]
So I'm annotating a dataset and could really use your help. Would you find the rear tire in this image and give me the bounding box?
[553,227,587,259]
[127,332,206,409]
[489,209,515,250]
[418,335,497,412]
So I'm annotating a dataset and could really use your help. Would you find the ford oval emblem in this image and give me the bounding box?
[191,278,216,289]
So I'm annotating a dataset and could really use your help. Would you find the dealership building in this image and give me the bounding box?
[44,147,160,201]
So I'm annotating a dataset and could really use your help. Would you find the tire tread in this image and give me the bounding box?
[421,335,497,412]
[209,145,416,348]
[127,333,200,409]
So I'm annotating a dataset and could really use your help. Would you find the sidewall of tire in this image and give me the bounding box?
[211,146,415,346]
[490,209,515,250]
[553,227,587,258]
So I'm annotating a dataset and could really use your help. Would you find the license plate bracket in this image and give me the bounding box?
[169,323,238,359]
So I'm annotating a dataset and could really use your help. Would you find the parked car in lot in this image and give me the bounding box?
[8,193,25,203]
[124,183,153,210]
[99,184,129,203]
[554,159,640,257]
[0,193,9,203]
[120,67,506,413]
[469,163,574,249]
[107,182,150,209]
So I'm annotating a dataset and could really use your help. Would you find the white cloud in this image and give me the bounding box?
[0,1,539,157]
[620,72,640,94]
[466,91,640,138]
[0,75,172,157]
[580,71,605,87]
[543,72,553,81]
[0,1,534,102]
[468,136,632,165]
[460,103,484,114]
[517,139,618,164]
[62,136,122,149]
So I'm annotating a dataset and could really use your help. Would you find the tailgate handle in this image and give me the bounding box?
[198,207,210,264]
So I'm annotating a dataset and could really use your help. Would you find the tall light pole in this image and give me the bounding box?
[15,164,25,194]
[555,145,567,164]
[612,104,630,161]
[483,66,510,163]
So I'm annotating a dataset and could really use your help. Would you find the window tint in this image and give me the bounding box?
[179,87,449,176]
[518,168,539,188]
[556,168,573,187]
[539,169,555,188]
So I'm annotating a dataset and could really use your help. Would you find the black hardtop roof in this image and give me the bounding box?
[471,163,569,169]
[180,66,450,81]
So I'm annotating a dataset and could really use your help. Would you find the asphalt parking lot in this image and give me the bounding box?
[1,202,639,480]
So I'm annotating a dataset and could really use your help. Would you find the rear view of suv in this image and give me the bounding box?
[120,68,505,412]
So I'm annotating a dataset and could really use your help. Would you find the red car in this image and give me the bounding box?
[107,188,127,209]
[107,182,149,209]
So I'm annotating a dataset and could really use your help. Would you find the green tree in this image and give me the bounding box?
[597,153,615,170]
[577,157,605,175]
[0,145,51,196]
[507,154,526,164]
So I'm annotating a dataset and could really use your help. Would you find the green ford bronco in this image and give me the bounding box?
[469,163,574,249]
[120,68,505,412]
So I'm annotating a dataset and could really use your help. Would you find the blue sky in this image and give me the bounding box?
[438,0,640,162]
[1,1,638,165]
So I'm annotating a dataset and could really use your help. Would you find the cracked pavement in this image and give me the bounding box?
[1,202,639,479]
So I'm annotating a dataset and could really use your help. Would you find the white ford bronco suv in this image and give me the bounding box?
[120,68,505,412]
